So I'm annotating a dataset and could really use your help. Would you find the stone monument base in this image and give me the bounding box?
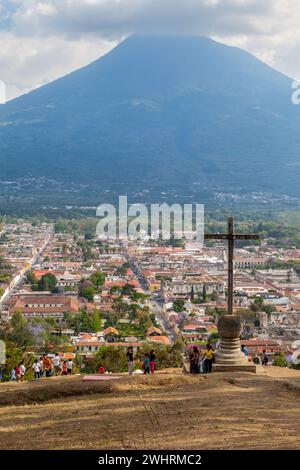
[213,315,257,374]
[213,363,257,373]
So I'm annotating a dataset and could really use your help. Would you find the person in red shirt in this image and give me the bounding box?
[98,366,106,374]
[62,361,68,375]
[150,350,156,374]
[15,366,21,383]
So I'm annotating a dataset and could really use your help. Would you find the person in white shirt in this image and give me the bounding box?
[52,353,62,375]
[32,359,41,379]
[19,362,26,382]
[66,359,73,375]
[39,357,44,377]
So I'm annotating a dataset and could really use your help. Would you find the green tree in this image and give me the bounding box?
[112,298,129,317]
[9,311,33,347]
[110,285,122,295]
[27,271,37,285]
[138,312,152,331]
[38,273,57,292]
[78,311,92,332]
[63,311,74,327]
[139,341,183,370]
[89,272,106,289]
[209,331,219,343]
[262,304,274,314]
[91,310,101,332]
[121,283,135,296]
[1,341,32,381]
[105,313,119,328]
[128,303,139,321]
[173,299,185,313]
[254,296,264,306]
[83,287,95,301]
[273,352,288,367]
[94,346,128,373]
[79,279,94,297]
[130,291,148,303]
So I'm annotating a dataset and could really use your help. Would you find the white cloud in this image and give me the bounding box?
[0,30,116,100]
[36,2,57,17]
[0,0,299,99]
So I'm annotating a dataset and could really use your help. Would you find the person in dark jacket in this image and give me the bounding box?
[150,350,156,374]
[190,346,200,374]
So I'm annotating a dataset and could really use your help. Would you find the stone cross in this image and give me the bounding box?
[205,217,260,314]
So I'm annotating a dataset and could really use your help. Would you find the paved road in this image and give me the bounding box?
[0,231,53,307]
[149,298,178,343]
[124,246,178,343]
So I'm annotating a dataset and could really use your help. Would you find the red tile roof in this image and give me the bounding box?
[102,327,119,336]
[149,336,171,345]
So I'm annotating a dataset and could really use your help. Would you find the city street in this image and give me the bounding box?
[125,247,178,343]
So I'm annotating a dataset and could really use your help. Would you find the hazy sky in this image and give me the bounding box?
[0,0,299,101]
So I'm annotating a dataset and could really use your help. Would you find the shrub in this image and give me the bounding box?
[272,352,288,367]
[94,346,128,373]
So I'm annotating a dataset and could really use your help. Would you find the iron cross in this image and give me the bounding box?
[205,217,260,315]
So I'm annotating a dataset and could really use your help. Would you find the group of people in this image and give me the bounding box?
[252,349,269,366]
[10,362,26,382]
[241,344,269,365]
[189,343,269,371]
[189,343,269,373]
[126,348,156,375]
[33,354,74,379]
[10,354,74,382]
[189,344,215,374]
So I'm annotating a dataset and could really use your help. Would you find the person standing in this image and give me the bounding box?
[52,353,61,375]
[203,344,214,373]
[126,347,134,376]
[43,354,53,377]
[32,359,41,379]
[150,350,156,374]
[10,368,16,381]
[98,365,106,374]
[241,344,249,357]
[62,361,68,375]
[66,359,73,375]
[39,356,44,377]
[190,346,200,374]
[189,349,195,373]
[15,365,21,382]
[262,350,269,366]
[19,362,26,382]
[143,353,151,374]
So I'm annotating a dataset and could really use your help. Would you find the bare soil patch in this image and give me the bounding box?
[0,368,299,450]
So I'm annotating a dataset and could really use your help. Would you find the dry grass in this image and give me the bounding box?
[0,367,299,450]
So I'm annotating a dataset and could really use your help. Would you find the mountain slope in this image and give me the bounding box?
[0,34,299,197]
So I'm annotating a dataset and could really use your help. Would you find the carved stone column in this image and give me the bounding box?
[213,315,256,372]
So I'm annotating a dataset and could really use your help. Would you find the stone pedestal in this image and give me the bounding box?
[213,315,256,373]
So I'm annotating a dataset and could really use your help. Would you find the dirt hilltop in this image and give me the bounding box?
[0,366,300,450]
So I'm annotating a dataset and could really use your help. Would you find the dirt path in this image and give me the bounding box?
[261,365,300,378]
[0,369,299,450]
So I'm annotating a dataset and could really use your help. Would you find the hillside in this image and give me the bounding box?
[1,367,300,450]
[0,35,300,201]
